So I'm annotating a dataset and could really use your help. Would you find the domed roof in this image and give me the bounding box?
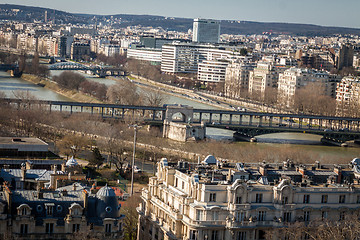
[66,156,78,167]
[96,185,116,198]
[351,158,360,165]
[203,155,217,165]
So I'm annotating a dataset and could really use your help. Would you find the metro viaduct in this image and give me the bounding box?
[3,98,360,143]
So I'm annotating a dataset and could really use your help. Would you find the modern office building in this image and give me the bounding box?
[197,60,229,83]
[137,158,360,240]
[337,44,354,70]
[192,18,220,44]
[127,48,162,64]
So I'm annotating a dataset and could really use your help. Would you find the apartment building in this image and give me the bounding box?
[224,60,254,99]
[138,158,360,240]
[248,61,285,99]
[278,68,340,107]
[336,76,360,116]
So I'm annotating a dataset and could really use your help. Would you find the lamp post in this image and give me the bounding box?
[129,124,139,196]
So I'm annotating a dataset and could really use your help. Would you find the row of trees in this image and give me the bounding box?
[266,214,360,240]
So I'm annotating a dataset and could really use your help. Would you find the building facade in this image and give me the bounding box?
[192,19,220,44]
[224,60,254,99]
[137,158,360,240]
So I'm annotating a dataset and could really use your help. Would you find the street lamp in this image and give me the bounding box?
[129,124,140,196]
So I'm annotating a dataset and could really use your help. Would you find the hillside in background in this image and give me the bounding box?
[1,4,360,36]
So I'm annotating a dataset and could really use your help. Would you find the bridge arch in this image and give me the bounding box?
[165,105,194,123]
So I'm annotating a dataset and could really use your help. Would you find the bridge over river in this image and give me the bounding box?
[48,62,124,77]
[3,98,360,144]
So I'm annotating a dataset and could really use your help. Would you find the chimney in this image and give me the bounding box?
[4,184,12,212]
[53,164,57,172]
[37,186,43,199]
[73,183,77,191]
[334,165,342,183]
[227,169,232,182]
[21,164,26,182]
[298,165,306,176]
[259,164,267,176]
[83,190,88,212]
[61,162,66,172]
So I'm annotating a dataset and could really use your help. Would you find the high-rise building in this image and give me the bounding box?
[337,44,354,70]
[192,18,220,43]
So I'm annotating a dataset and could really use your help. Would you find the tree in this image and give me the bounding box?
[121,195,141,240]
[88,147,105,168]
[58,135,90,159]
[107,81,142,105]
[143,90,167,107]
[53,71,86,91]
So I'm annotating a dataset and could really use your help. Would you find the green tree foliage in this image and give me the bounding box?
[88,147,105,168]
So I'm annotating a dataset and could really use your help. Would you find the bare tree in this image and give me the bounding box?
[107,80,142,105]
[143,90,167,107]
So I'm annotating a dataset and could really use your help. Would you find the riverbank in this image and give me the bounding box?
[21,74,103,103]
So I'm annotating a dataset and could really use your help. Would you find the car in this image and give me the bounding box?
[339,128,349,132]
[324,129,333,132]
[134,166,142,173]
[279,123,287,127]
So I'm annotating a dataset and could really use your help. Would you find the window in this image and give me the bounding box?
[282,196,288,204]
[303,195,310,204]
[236,212,245,222]
[211,230,218,240]
[213,211,218,221]
[236,196,242,204]
[237,232,247,240]
[339,195,346,203]
[182,181,184,189]
[357,195,360,203]
[258,211,266,221]
[72,224,80,233]
[46,223,54,234]
[321,195,328,203]
[322,211,328,220]
[283,212,291,222]
[20,224,28,234]
[209,193,216,202]
[21,207,27,216]
[46,205,54,216]
[304,211,310,222]
[190,230,198,240]
[255,194,263,203]
[196,210,203,221]
[105,223,112,233]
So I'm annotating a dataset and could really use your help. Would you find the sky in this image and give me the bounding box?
[1,0,359,28]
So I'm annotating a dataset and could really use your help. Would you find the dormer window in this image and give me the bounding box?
[45,203,55,216]
[17,204,32,216]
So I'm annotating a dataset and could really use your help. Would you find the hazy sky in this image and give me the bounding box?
[1,0,359,28]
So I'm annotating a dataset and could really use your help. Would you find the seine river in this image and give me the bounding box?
[0,70,359,161]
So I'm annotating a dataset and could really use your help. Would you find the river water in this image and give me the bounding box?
[0,70,359,161]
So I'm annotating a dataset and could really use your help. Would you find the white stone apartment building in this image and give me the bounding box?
[336,76,360,116]
[248,61,285,99]
[277,68,339,107]
[225,61,254,99]
[137,158,360,240]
